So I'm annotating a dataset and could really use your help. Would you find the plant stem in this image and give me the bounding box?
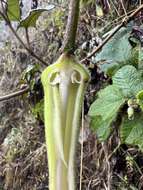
[62,0,80,53]
[0,86,29,102]
[42,0,84,189]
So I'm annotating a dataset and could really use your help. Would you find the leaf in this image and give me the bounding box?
[95,27,132,64]
[89,85,126,120]
[93,27,141,76]
[21,64,40,82]
[136,90,143,110]
[98,46,140,77]
[7,0,21,21]
[89,85,125,141]
[91,115,114,141]
[18,6,54,29]
[138,46,143,69]
[120,113,143,150]
[113,65,143,97]
[32,99,44,121]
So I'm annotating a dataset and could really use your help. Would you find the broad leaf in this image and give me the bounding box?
[98,46,139,77]
[89,85,125,141]
[113,65,143,97]
[91,115,115,141]
[18,6,54,29]
[89,85,126,120]
[120,113,143,150]
[95,27,132,63]
[93,27,141,76]
[94,27,132,64]
[7,0,21,21]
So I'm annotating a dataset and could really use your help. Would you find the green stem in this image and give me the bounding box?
[62,0,80,53]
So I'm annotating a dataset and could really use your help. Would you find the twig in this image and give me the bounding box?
[101,9,135,31]
[81,4,143,63]
[0,11,48,66]
[25,28,31,49]
[120,0,127,16]
[109,0,120,17]
[0,86,29,102]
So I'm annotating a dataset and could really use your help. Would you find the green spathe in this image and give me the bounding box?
[41,53,90,190]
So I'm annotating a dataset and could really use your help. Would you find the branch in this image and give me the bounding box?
[0,11,48,67]
[0,86,29,102]
[25,28,31,49]
[81,4,143,63]
[61,0,80,53]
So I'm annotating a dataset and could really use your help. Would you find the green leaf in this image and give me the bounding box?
[89,85,125,141]
[21,64,40,82]
[7,0,21,21]
[120,113,143,150]
[138,46,143,69]
[91,115,114,141]
[98,46,140,77]
[32,99,44,121]
[18,6,54,28]
[136,90,143,110]
[89,85,126,120]
[113,65,143,97]
[95,27,132,63]
[93,27,141,76]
